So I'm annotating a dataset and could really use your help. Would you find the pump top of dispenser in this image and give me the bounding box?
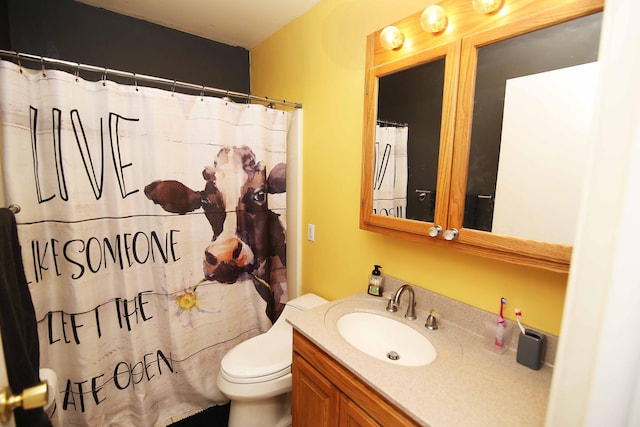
[372,265,382,276]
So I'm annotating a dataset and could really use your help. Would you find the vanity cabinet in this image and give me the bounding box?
[360,0,604,273]
[292,330,420,427]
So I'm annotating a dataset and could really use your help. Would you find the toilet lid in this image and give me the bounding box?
[220,329,292,383]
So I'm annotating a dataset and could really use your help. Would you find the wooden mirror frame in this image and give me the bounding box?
[360,0,604,273]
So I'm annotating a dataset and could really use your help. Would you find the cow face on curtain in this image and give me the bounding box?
[144,145,287,321]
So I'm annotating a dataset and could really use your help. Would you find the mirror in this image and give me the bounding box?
[464,13,603,241]
[376,58,445,222]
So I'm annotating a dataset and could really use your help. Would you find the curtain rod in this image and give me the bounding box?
[377,118,408,127]
[0,49,302,109]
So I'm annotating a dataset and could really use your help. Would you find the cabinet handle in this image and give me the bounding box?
[444,228,459,241]
[415,189,431,202]
[428,225,442,237]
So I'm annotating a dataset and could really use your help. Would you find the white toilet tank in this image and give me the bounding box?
[286,293,328,310]
[274,293,328,327]
[267,294,329,333]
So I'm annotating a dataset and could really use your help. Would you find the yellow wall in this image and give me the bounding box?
[250,0,567,336]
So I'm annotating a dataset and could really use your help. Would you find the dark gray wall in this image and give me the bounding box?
[1,0,249,95]
[0,0,9,49]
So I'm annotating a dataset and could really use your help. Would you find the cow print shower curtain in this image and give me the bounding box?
[0,59,293,426]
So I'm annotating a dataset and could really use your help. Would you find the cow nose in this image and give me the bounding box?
[203,237,255,283]
[204,251,217,267]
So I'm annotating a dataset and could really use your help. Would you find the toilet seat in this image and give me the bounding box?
[221,329,292,384]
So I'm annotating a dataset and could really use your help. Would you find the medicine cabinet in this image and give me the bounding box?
[360,0,604,273]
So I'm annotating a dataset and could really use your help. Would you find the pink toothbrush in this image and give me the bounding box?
[494,297,506,349]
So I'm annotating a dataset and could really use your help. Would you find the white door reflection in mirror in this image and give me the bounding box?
[493,62,599,245]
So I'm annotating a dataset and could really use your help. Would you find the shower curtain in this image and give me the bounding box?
[0,59,295,426]
[373,125,408,218]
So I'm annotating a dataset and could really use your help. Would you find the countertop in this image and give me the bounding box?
[288,292,553,427]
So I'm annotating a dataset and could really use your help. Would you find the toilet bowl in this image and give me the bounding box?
[40,368,63,426]
[217,293,328,427]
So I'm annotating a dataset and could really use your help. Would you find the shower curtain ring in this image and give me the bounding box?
[265,97,276,109]
[15,52,23,74]
[133,72,139,91]
[102,67,108,86]
[41,57,46,77]
[200,85,205,101]
[171,79,177,96]
[75,62,80,82]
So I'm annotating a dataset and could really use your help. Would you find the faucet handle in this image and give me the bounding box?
[383,291,397,312]
[425,309,438,330]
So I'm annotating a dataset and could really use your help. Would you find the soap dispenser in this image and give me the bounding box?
[367,265,383,296]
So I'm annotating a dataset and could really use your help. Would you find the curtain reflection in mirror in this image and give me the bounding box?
[373,122,408,218]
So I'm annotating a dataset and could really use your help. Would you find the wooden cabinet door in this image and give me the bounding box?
[292,352,340,427]
[293,331,422,427]
[339,394,380,427]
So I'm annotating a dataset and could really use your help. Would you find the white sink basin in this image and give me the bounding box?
[336,312,437,367]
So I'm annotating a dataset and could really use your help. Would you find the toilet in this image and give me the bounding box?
[217,293,328,427]
[40,368,63,426]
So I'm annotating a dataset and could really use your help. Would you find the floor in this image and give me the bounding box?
[155,404,230,427]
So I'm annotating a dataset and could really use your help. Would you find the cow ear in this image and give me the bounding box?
[144,180,203,214]
[267,163,286,194]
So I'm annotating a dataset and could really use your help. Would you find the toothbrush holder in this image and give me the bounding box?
[484,320,512,354]
[516,329,546,370]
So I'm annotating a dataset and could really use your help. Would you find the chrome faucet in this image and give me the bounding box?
[385,284,417,320]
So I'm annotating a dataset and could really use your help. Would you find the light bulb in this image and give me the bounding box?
[420,5,448,34]
[472,0,504,14]
[379,26,405,50]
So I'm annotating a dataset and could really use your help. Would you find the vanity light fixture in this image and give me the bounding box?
[472,0,504,14]
[420,5,449,34]
[379,26,405,50]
